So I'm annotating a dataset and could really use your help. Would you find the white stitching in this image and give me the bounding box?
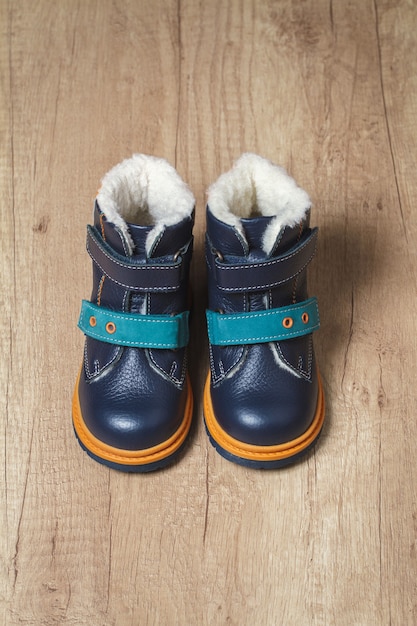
[88,229,182,273]
[217,254,316,291]
[87,234,181,291]
[208,343,219,382]
[82,326,177,348]
[215,232,317,291]
[145,294,184,383]
[83,338,122,379]
[275,337,313,381]
[215,231,316,272]
[177,349,187,385]
[147,347,186,387]
[80,306,187,348]
[214,300,318,322]
[207,301,319,344]
[82,303,187,324]
[210,325,320,344]
[87,245,180,291]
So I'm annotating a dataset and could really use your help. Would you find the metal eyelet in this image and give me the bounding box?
[213,249,224,262]
[301,312,309,324]
[105,321,116,334]
[89,316,97,327]
[282,317,294,329]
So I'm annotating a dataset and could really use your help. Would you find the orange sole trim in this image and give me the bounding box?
[203,371,325,463]
[72,369,193,467]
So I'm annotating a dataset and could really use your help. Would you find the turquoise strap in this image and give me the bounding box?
[206,297,320,346]
[78,300,189,349]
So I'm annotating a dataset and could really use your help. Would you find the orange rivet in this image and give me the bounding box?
[282,317,294,329]
[105,321,116,334]
[89,316,97,327]
[302,312,309,324]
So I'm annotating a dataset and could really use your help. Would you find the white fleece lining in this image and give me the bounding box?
[207,153,311,255]
[96,154,195,256]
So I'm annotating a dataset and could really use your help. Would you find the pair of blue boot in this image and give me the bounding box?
[72,154,325,472]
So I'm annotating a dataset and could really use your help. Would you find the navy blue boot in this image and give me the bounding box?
[204,154,325,468]
[72,155,195,471]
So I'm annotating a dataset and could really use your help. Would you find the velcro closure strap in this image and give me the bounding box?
[212,228,318,292]
[79,300,190,349]
[87,226,188,292]
[206,297,319,346]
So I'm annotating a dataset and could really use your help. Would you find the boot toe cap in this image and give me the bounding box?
[211,383,318,446]
[76,352,187,452]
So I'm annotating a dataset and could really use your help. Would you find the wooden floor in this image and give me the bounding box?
[1,1,417,624]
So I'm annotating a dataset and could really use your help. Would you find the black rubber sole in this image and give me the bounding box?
[73,425,190,473]
[204,421,322,470]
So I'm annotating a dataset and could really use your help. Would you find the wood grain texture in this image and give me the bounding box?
[1,0,416,624]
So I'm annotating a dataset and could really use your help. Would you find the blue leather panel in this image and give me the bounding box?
[210,343,319,445]
[78,347,188,450]
[86,225,192,292]
[208,228,318,292]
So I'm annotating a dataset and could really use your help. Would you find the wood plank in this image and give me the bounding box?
[373,1,417,622]
[1,0,416,624]
[0,2,14,624]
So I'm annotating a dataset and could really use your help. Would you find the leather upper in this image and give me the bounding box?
[205,206,320,446]
[78,202,194,451]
